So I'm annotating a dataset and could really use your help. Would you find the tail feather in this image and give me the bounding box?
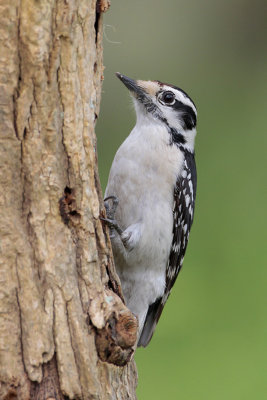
[137,297,163,347]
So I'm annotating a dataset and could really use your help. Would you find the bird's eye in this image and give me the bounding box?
[158,91,175,105]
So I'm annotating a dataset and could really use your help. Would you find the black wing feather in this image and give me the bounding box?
[138,150,197,347]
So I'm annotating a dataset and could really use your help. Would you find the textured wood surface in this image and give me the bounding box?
[0,0,137,398]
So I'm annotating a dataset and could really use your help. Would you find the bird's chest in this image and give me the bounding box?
[127,141,184,219]
[126,143,184,255]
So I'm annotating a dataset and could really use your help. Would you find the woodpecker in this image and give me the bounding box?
[104,73,197,347]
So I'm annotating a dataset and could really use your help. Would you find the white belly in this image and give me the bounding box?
[105,122,184,328]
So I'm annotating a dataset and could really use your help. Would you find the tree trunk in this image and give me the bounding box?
[0,1,138,399]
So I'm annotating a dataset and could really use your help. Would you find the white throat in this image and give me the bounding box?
[133,98,196,153]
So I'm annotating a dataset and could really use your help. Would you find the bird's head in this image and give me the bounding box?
[116,73,197,152]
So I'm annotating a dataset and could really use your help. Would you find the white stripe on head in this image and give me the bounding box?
[162,85,197,116]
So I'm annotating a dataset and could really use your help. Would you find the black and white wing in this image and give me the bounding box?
[138,150,197,347]
[165,150,197,293]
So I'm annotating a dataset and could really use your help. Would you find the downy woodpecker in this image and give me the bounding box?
[104,73,197,347]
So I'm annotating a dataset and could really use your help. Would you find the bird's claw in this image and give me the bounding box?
[102,196,123,237]
[104,196,119,220]
[100,216,123,236]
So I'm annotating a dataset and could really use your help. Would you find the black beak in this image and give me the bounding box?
[115,73,156,114]
[116,73,144,96]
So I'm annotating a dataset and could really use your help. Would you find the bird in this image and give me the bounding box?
[103,73,197,347]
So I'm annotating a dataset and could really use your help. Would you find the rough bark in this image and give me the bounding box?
[0,0,138,399]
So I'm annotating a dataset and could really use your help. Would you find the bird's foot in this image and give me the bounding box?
[101,217,123,236]
[104,196,119,219]
[102,196,137,251]
[101,196,123,237]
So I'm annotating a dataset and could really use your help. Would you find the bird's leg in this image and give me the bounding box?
[102,196,139,251]
[101,196,123,237]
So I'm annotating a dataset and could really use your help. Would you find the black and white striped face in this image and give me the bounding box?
[116,73,197,152]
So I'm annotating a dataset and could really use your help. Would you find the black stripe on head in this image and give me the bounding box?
[154,81,197,131]
[168,84,197,111]
[156,116,186,147]
[170,127,186,145]
[173,100,197,131]
[155,81,197,111]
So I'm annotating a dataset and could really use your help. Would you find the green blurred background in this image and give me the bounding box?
[96,1,267,398]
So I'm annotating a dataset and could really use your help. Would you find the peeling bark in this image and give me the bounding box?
[0,0,138,399]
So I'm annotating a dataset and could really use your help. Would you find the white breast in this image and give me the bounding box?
[105,116,184,329]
